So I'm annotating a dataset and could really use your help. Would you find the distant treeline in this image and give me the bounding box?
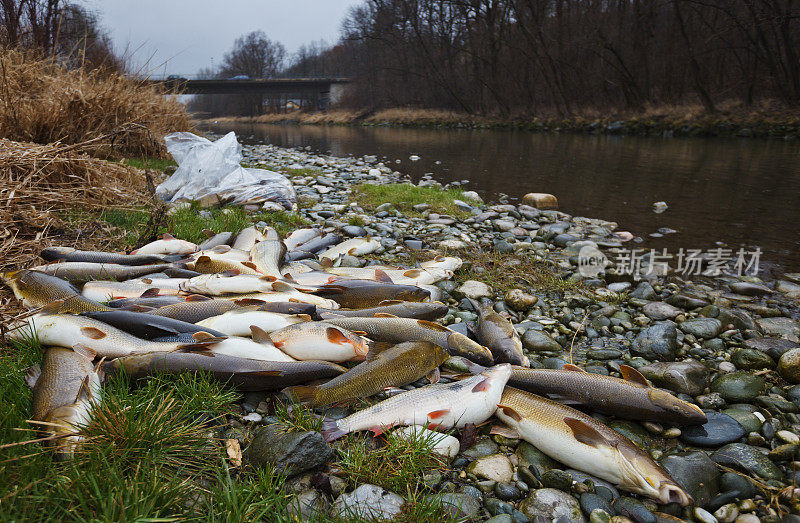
[291,0,800,115]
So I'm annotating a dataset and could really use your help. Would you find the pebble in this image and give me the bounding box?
[330,484,405,520]
[680,412,746,447]
[466,453,514,482]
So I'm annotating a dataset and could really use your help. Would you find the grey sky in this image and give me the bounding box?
[83,0,361,76]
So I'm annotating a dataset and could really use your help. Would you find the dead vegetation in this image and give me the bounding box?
[0,49,192,158]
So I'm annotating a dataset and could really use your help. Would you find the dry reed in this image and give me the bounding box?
[0,48,192,158]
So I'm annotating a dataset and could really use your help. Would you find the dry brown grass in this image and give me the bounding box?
[0,49,192,158]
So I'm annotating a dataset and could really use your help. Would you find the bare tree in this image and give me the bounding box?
[220,30,286,79]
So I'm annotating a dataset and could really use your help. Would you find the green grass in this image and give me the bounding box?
[352,183,468,218]
[273,400,322,433]
[122,157,177,172]
[252,210,311,238]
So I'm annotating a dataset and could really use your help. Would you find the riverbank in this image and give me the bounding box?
[3,138,800,521]
[198,101,800,139]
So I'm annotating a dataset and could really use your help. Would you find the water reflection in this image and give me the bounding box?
[203,122,800,274]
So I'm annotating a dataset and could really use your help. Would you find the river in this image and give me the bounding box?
[203,122,800,277]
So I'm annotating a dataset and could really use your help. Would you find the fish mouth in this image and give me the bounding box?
[658,481,693,506]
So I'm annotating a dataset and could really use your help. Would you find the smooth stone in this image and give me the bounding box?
[661,451,720,508]
[522,193,559,210]
[732,349,774,370]
[680,413,746,447]
[485,516,514,523]
[666,293,710,309]
[680,318,723,339]
[743,337,799,360]
[467,453,514,483]
[393,426,460,459]
[721,409,762,433]
[565,470,619,501]
[455,280,493,299]
[462,437,499,460]
[694,507,718,523]
[630,282,657,300]
[607,420,652,449]
[637,360,709,396]
[540,469,573,491]
[611,496,656,523]
[245,426,333,477]
[440,238,468,250]
[779,348,800,383]
[428,492,481,519]
[505,288,538,311]
[729,282,771,296]
[632,323,679,361]
[495,481,523,501]
[517,442,558,473]
[643,302,681,321]
[711,443,783,480]
[485,497,516,517]
[330,484,405,520]
[522,329,562,352]
[288,489,329,520]
[710,372,766,402]
[756,317,800,342]
[341,225,367,237]
[518,488,584,522]
[716,308,757,332]
[719,471,756,498]
[580,493,613,517]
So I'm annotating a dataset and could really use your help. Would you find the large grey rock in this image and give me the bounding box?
[680,318,723,339]
[245,425,333,477]
[757,317,800,342]
[642,302,680,321]
[637,360,708,396]
[427,493,481,519]
[518,488,585,522]
[680,412,746,447]
[716,308,757,332]
[744,337,799,360]
[709,372,766,402]
[522,329,562,352]
[711,443,783,480]
[330,484,405,520]
[662,451,720,508]
[632,323,679,361]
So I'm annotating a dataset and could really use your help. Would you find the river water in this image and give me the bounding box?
[204,122,800,277]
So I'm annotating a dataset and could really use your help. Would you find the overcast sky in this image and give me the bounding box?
[83,0,361,76]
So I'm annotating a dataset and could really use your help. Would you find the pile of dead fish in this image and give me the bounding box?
[3,225,711,508]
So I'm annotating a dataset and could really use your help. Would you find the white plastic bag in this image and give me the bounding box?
[157,132,296,210]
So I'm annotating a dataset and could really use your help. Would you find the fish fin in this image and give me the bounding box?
[24,364,41,389]
[185,294,211,302]
[562,363,586,372]
[374,312,399,318]
[326,327,350,345]
[234,298,266,306]
[352,331,368,337]
[374,269,393,283]
[403,269,422,278]
[294,314,313,322]
[427,367,440,384]
[271,281,295,293]
[490,423,520,439]
[39,300,65,314]
[321,417,346,442]
[177,343,215,352]
[220,269,240,277]
[139,288,161,298]
[369,424,394,437]
[75,376,94,402]
[246,370,282,376]
[364,342,393,361]
[193,331,224,342]
[428,409,450,420]
[377,300,404,305]
[202,228,215,238]
[418,320,450,332]
[242,261,258,270]
[80,327,106,340]
[472,378,490,392]
[72,343,97,360]
[320,257,333,268]
[259,275,277,281]
[619,365,650,387]
[282,385,317,404]
[250,326,272,344]
[162,233,175,240]
[564,417,612,448]
[117,304,155,312]
[212,245,231,253]
[497,404,523,422]
[383,386,406,397]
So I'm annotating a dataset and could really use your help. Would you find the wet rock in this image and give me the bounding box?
[756,317,800,342]
[580,493,613,517]
[245,426,333,477]
[565,470,619,502]
[680,412,746,447]
[716,308,757,332]
[517,442,558,473]
[697,392,726,410]
[522,193,559,210]
[485,497,516,517]
[540,469,573,491]
[607,420,652,449]
[642,302,681,321]
[455,280,492,299]
[729,281,772,296]
[662,451,720,508]
[743,337,799,360]
[466,453,514,482]
[505,289,538,311]
[462,437,499,460]
[632,323,678,361]
[518,488,584,522]
[522,329,562,352]
[428,492,481,519]
[778,348,800,383]
[288,489,329,520]
[666,293,709,309]
[331,484,405,520]
[711,443,783,480]
[612,497,656,523]
[341,225,367,237]
[710,372,766,402]
[720,408,762,433]
[731,349,774,370]
[495,481,522,501]
[637,360,708,396]
[439,238,468,250]
[680,318,723,339]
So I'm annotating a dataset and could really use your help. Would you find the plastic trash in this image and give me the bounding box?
[156,132,296,210]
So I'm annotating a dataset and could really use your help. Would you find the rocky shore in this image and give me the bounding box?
[221,140,800,522]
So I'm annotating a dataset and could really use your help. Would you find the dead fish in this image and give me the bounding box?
[291,232,341,254]
[327,266,452,286]
[40,247,176,265]
[162,266,201,279]
[221,281,339,309]
[182,272,277,295]
[312,279,430,309]
[1,269,109,312]
[196,308,310,336]
[495,387,693,505]
[420,255,463,272]
[28,262,172,284]
[132,234,197,255]
[258,301,320,319]
[468,298,527,366]
[250,239,287,278]
[232,226,264,251]
[192,255,260,275]
[502,363,707,426]
[9,314,218,359]
[321,315,494,365]
[145,297,242,323]
[104,352,345,391]
[82,282,180,302]
[318,237,380,261]
[127,277,188,291]
[188,245,252,264]
[284,228,321,251]
[108,294,192,308]
[27,346,101,459]
[195,327,295,362]
[284,341,449,407]
[81,310,227,340]
[321,364,511,441]
[268,321,370,362]
[318,300,448,321]
[198,230,233,250]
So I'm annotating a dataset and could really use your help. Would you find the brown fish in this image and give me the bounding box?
[145,297,242,323]
[1,269,110,312]
[318,300,448,321]
[312,280,430,309]
[468,298,526,366]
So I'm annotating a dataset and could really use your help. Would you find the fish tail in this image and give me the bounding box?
[282,385,318,405]
[321,417,346,442]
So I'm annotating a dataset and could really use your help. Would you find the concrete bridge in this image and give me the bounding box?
[152,77,351,108]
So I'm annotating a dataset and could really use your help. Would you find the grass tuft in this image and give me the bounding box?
[352,183,468,218]
[273,400,322,433]
[122,157,177,172]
